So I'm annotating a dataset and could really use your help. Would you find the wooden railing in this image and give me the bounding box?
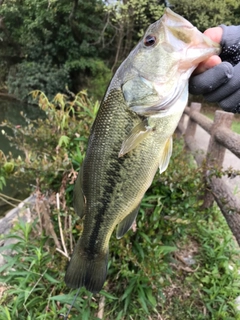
[177,102,240,245]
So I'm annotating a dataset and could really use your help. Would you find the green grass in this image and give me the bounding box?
[0,93,240,319]
[0,139,240,320]
[231,120,240,134]
[160,206,240,320]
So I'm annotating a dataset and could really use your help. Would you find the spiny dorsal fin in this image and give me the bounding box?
[118,120,152,157]
[159,136,173,174]
[73,166,86,218]
[116,205,140,239]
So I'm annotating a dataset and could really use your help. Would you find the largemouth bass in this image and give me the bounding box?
[65,8,220,293]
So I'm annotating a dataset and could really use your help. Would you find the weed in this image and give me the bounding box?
[0,92,239,319]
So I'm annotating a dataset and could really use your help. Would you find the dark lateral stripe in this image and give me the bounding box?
[87,146,126,253]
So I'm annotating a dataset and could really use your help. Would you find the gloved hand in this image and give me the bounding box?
[189,25,240,113]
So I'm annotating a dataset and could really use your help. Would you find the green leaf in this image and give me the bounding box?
[158,245,178,254]
[146,288,157,307]
[0,306,11,320]
[43,272,60,284]
[121,279,136,301]
[133,241,144,260]
[100,291,118,300]
[138,286,149,313]
[58,135,70,147]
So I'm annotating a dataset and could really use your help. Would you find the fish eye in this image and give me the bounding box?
[144,34,156,47]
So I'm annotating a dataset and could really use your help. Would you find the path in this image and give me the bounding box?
[182,114,240,198]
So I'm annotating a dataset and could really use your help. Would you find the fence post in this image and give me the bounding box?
[184,102,202,141]
[209,175,240,245]
[202,110,234,208]
[176,114,185,136]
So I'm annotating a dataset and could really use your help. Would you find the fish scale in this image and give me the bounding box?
[65,8,220,293]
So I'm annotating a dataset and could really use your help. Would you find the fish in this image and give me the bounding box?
[64,8,220,293]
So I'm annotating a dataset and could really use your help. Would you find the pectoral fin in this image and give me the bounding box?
[118,120,152,157]
[73,166,86,218]
[159,137,173,174]
[116,205,140,239]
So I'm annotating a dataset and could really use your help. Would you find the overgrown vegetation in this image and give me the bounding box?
[0,93,240,319]
[170,0,240,31]
[1,2,240,318]
[0,0,164,101]
[1,0,240,101]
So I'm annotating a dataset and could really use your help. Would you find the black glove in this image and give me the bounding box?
[189,25,240,113]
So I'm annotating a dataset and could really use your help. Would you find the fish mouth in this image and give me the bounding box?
[130,81,186,116]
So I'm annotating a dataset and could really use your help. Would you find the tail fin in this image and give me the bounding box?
[64,242,108,294]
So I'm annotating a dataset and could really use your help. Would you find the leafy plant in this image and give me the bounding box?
[0,0,111,99]
[0,91,240,319]
[0,90,99,196]
[171,0,240,31]
[7,62,71,102]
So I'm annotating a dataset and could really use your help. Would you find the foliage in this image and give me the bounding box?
[105,0,165,71]
[2,0,240,102]
[7,62,70,103]
[0,92,240,319]
[0,151,8,191]
[0,220,66,320]
[0,0,111,100]
[171,0,240,31]
[0,171,6,191]
[160,207,240,320]
[0,90,99,197]
[1,0,240,100]
[0,0,166,99]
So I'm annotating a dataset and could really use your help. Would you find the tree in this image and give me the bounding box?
[170,0,240,31]
[0,0,111,100]
[105,0,165,71]
[1,0,239,101]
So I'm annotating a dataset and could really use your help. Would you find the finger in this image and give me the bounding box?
[204,63,240,102]
[219,88,240,113]
[203,27,223,44]
[193,55,222,75]
[193,27,223,75]
[189,62,233,95]
[220,25,240,48]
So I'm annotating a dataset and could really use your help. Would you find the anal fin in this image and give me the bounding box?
[116,205,140,239]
